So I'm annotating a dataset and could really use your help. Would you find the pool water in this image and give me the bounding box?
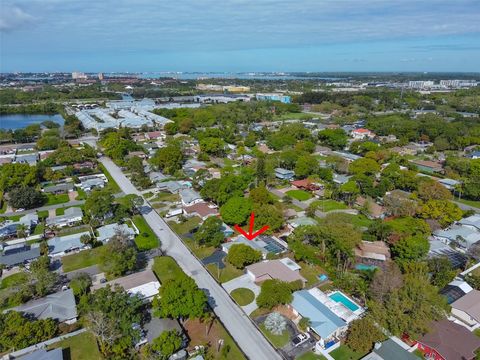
[355,264,378,271]
[329,292,359,311]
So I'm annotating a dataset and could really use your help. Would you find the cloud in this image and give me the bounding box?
[0,5,35,32]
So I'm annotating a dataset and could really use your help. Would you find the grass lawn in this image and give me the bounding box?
[413,349,425,359]
[230,288,255,306]
[152,256,185,283]
[206,262,244,283]
[296,352,327,360]
[259,323,290,348]
[456,198,480,209]
[98,164,121,193]
[58,225,90,236]
[168,216,201,235]
[299,262,325,287]
[0,272,29,289]
[56,207,65,216]
[61,246,105,273]
[286,190,313,201]
[312,199,348,212]
[132,215,158,250]
[33,223,45,235]
[346,214,373,228]
[37,210,49,219]
[75,188,87,200]
[151,191,180,203]
[45,193,70,206]
[0,197,6,214]
[330,345,366,360]
[184,318,245,360]
[183,235,216,259]
[48,331,102,360]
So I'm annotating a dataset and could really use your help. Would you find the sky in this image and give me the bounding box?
[1,0,480,73]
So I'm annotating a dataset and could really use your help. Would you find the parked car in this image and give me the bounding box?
[292,332,311,347]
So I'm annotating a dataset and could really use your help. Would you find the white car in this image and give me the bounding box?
[292,332,311,347]
[15,208,25,212]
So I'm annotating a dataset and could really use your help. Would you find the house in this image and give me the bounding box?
[246,258,306,285]
[332,151,362,162]
[274,168,295,180]
[288,216,317,229]
[451,289,480,330]
[257,143,275,154]
[220,222,234,237]
[0,213,38,239]
[0,243,41,268]
[139,309,188,352]
[179,188,202,207]
[361,338,418,360]
[145,131,164,140]
[46,207,83,228]
[410,159,444,174]
[354,241,391,265]
[433,225,480,250]
[333,173,352,185]
[127,150,147,159]
[351,128,376,140]
[8,289,77,324]
[14,153,38,166]
[291,179,322,191]
[77,175,106,191]
[183,202,219,220]
[416,319,480,360]
[440,279,473,304]
[438,178,461,191]
[459,214,480,231]
[47,231,91,257]
[466,151,480,159]
[290,289,348,349]
[355,196,385,218]
[222,235,287,259]
[156,180,190,193]
[183,159,207,177]
[92,269,160,301]
[97,223,136,243]
[15,348,64,360]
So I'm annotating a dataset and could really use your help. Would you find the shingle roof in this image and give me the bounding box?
[418,319,480,360]
[18,348,64,360]
[97,223,135,242]
[0,245,40,266]
[451,289,480,322]
[9,289,77,322]
[246,259,306,283]
[362,339,418,360]
[291,289,346,339]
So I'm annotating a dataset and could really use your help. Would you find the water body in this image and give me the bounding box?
[137,72,345,81]
[0,114,65,130]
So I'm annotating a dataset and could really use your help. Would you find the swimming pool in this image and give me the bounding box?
[329,291,359,311]
[355,264,378,271]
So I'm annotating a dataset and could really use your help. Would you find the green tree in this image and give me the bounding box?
[84,189,114,220]
[29,256,58,297]
[392,235,429,268]
[82,285,144,358]
[8,187,45,209]
[419,200,463,227]
[99,230,137,277]
[318,128,348,149]
[295,154,319,179]
[220,197,252,225]
[69,273,92,297]
[417,178,453,201]
[0,311,57,352]
[249,185,275,205]
[194,216,225,247]
[253,204,284,233]
[200,137,225,156]
[349,158,380,176]
[0,163,38,192]
[150,142,184,175]
[345,316,385,353]
[428,257,457,288]
[256,279,294,309]
[151,330,183,359]
[153,276,207,319]
[226,244,262,269]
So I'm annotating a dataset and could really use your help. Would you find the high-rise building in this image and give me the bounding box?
[98,73,104,80]
[72,71,87,80]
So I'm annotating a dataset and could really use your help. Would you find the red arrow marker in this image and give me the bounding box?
[234,212,270,240]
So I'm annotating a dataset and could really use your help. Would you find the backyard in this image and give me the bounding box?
[206,262,244,284]
[286,190,313,201]
[0,272,29,289]
[168,216,201,235]
[132,215,158,250]
[311,200,348,212]
[330,345,366,360]
[296,352,327,360]
[61,246,106,273]
[48,331,102,360]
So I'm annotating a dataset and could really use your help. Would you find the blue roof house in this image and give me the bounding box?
[274,168,295,180]
[290,289,347,349]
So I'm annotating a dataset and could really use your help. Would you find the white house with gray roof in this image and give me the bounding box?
[47,231,90,257]
[46,207,83,228]
[179,188,202,207]
[97,223,136,243]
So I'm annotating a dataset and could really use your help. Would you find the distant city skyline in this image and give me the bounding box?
[1,0,480,72]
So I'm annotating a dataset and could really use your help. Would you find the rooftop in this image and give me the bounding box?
[246,259,306,283]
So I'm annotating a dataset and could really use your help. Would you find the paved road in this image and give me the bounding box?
[453,200,480,212]
[99,157,282,360]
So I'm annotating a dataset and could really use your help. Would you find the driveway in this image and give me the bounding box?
[223,274,261,315]
[202,250,226,269]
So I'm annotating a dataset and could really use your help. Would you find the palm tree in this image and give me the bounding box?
[16,223,28,242]
[200,311,215,336]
